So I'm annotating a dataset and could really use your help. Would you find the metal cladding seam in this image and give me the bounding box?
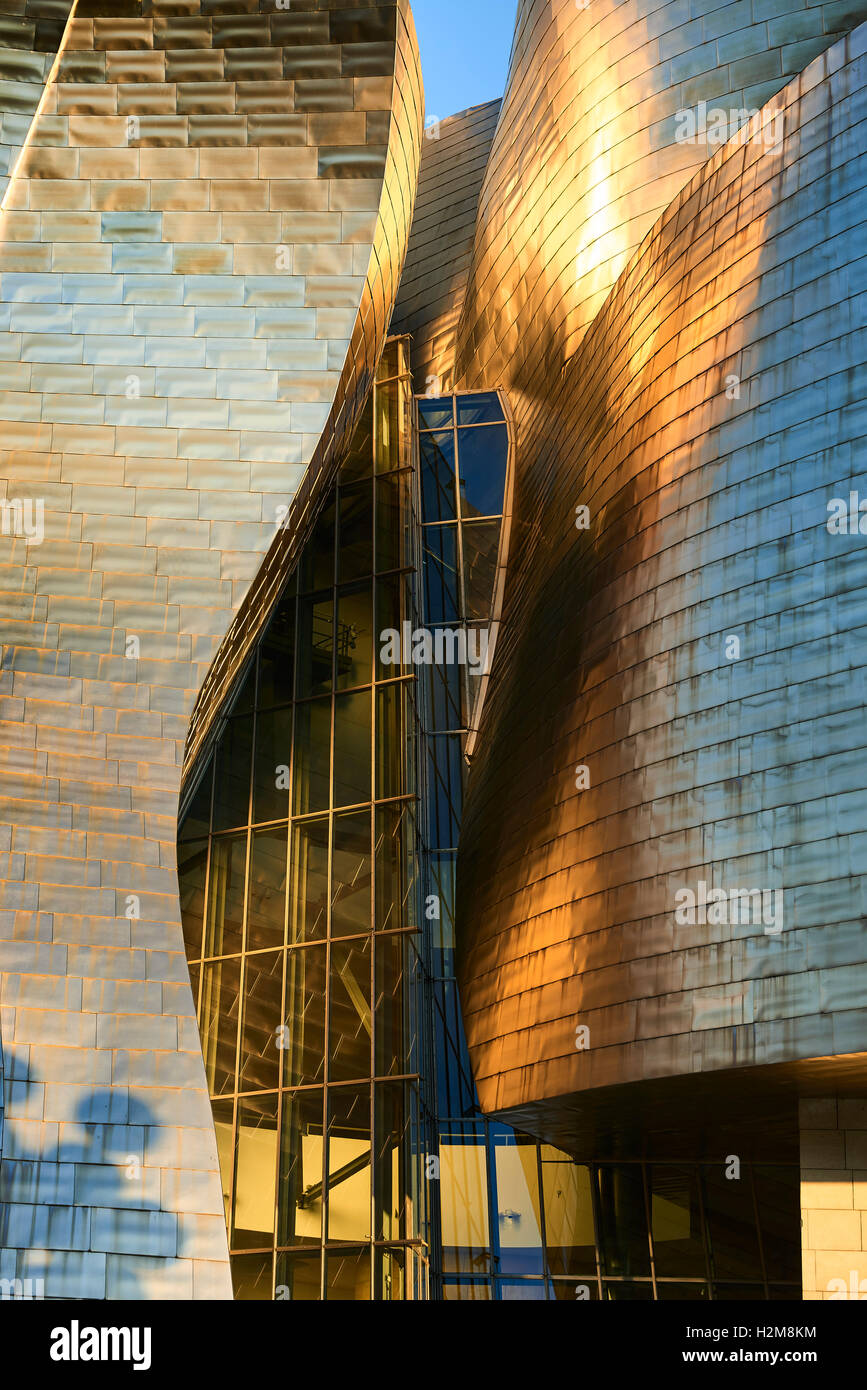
[455,22,867,1144]
[0,0,420,1300]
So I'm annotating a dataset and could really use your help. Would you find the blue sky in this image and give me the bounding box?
[410,0,516,120]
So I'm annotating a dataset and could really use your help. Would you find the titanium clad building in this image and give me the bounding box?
[0,0,865,1302]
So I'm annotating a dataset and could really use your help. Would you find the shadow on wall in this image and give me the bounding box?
[0,1059,198,1300]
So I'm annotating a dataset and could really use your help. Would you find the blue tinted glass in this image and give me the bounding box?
[457,423,508,519]
[456,392,503,426]
[420,430,456,522]
[418,396,454,429]
[422,524,459,624]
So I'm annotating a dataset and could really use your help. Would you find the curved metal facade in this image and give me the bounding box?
[0,0,421,1300]
[391,98,500,395]
[456,24,867,1142]
[455,0,867,393]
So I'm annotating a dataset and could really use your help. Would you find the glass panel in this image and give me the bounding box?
[541,1149,597,1275]
[461,520,501,621]
[443,1280,492,1300]
[423,657,462,733]
[337,482,373,582]
[238,951,283,1093]
[252,705,293,825]
[422,524,459,623]
[292,698,331,816]
[178,838,208,961]
[230,659,257,716]
[374,1247,405,1301]
[275,1250,321,1301]
[296,592,334,698]
[456,392,503,427]
[212,716,252,832]
[281,945,327,1086]
[257,595,295,709]
[375,573,408,680]
[277,1088,324,1248]
[753,1166,800,1283]
[232,1093,278,1250]
[289,817,329,943]
[649,1165,707,1279]
[713,1283,765,1299]
[200,956,241,1096]
[375,803,414,933]
[298,498,334,593]
[246,828,288,950]
[326,1088,371,1242]
[231,1253,272,1301]
[328,937,371,1083]
[493,1138,544,1275]
[498,1280,549,1300]
[374,374,402,474]
[212,1097,234,1227]
[331,810,371,938]
[324,1247,370,1301]
[418,396,453,430]
[374,1082,409,1241]
[339,396,373,483]
[374,932,405,1077]
[375,472,407,572]
[335,583,373,691]
[333,688,371,809]
[426,734,462,848]
[656,1282,709,1299]
[456,422,509,519]
[205,834,246,957]
[596,1165,651,1278]
[440,1130,491,1275]
[376,683,408,801]
[603,1282,655,1300]
[180,762,211,840]
[702,1165,763,1281]
[552,1278,599,1300]
[420,431,456,523]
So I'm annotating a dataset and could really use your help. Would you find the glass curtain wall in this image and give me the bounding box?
[179,342,427,1300]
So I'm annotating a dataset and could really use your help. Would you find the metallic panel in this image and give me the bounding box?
[0,0,420,1300]
[391,99,500,395]
[455,24,867,1147]
[455,0,867,392]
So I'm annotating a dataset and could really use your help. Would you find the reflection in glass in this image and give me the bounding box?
[333,689,371,808]
[457,422,508,519]
[494,1138,545,1275]
[178,838,207,961]
[325,1247,371,1301]
[292,698,331,816]
[238,951,283,1093]
[650,1165,707,1279]
[232,1094,278,1249]
[278,1088,324,1248]
[275,1250,321,1300]
[246,828,288,950]
[329,938,371,1083]
[213,717,252,831]
[326,1088,371,1242]
[281,945,327,1086]
[289,817,328,942]
[252,704,293,824]
[461,520,501,621]
[596,1165,651,1278]
[200,956,241,1096]
[337,481,374,582]
[541,1149,596,1275]
[331,811,371,937]
[335,583,373,691]
[205,834,246,957]
[456,392,502,427]
[420,431,456,523]
[440,1131,491,1275]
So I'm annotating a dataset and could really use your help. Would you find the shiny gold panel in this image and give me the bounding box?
[455,23,867,1147]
